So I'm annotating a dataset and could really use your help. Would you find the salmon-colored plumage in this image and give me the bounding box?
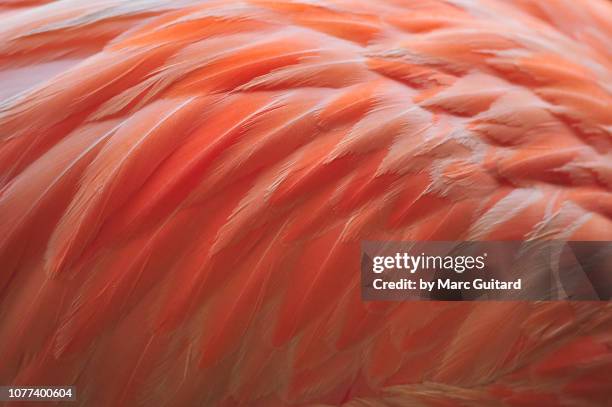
[0,0,611,406]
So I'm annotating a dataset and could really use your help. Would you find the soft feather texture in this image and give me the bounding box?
[0,0,611,406]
